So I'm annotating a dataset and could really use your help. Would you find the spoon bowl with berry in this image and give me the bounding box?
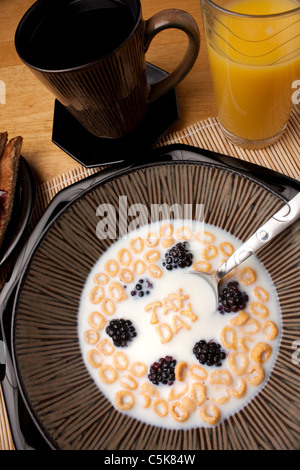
[190,191,300,310]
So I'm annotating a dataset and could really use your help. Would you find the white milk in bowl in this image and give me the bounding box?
[78,220,281,429]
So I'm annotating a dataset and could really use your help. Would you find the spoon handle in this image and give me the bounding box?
[217,192,300,279]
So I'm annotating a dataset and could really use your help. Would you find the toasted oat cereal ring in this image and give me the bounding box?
[129,361,147,377]
[161,237,175,248]
[104,259,119,277]
[129,237,144,254]
[250,342,272,364]
[143,249,160,264]
[231,378,247,399]
[155,323,173,343]
[153,399,168,418]
[189,364,208,381]
[147,264,163,278]
[190,382,206,406]
[219,241,234,258]
[145,231,159,247]
[262,320,278,341]
[239,336,253,353]
[238,267,257,285]
[100,298,116,316]
[115,390,135,410]
[175,361,188,381]
[168,383,189,401]
[140,392,151,408]
[253,286,270,303]
[99,364,118,384]
[209,369,232,386]
[93,272,109,285]
[195,231,216,244]
[181,396,197,413]
[199,404,221,425]
[90,285,105,304]
[175,226,193,240]
[170,402,189,422]
[119,268,134,284]
[159,223,174,239]
[192,260,211,273]
[202,245,218,260]
[230,310,249,327]
[132,259,146,276]
[97,338,115,356]
[141,381,159,397]
[220,326,237,350]
[113,351,129,371]
[84,329,100,345]
[108,282,127,302]
[212,387,230,405]
[117,248,132,267]
[246,363,265,386]
[87,349,103,368]
[228,352,249,376]
[241,318,261,335]
[120,374,138,390]
[88,311,107,330]
[249,302,269,319]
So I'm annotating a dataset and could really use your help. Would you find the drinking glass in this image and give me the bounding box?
[200,0,300,149]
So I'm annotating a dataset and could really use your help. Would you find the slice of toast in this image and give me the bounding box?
[0,132,8,157]
[0,135,23,249]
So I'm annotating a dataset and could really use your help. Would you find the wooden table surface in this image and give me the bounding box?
[0,0,217,184]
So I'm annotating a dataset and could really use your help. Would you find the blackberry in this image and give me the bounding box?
[162,242,193,271]
[130,278,154,298]
[148,355,177,385]
[105,318,137,347]
[193,339,226,367]
[218,281,249,314]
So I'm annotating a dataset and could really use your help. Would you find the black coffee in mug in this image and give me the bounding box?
[16,0,200,138]
[24,0,136,70]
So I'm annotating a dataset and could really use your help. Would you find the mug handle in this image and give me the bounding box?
[144,9,200,102]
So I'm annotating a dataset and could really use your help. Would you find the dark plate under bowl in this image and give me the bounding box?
[0,157,36,267]
[2,145,299,450]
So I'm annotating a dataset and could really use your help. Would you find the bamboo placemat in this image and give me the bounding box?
[0,104,299,450]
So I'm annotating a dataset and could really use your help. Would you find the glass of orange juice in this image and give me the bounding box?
[200,0,300,149]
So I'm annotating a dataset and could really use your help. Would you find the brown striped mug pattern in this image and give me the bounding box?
[15,0,200,138]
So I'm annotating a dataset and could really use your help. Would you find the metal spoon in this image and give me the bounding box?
[190,191,300,309]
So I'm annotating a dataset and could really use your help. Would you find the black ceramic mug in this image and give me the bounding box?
[15,0,200,139]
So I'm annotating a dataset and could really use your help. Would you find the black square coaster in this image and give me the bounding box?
[52,63,179,167]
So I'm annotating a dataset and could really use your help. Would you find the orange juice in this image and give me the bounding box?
[205,0,300,145]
